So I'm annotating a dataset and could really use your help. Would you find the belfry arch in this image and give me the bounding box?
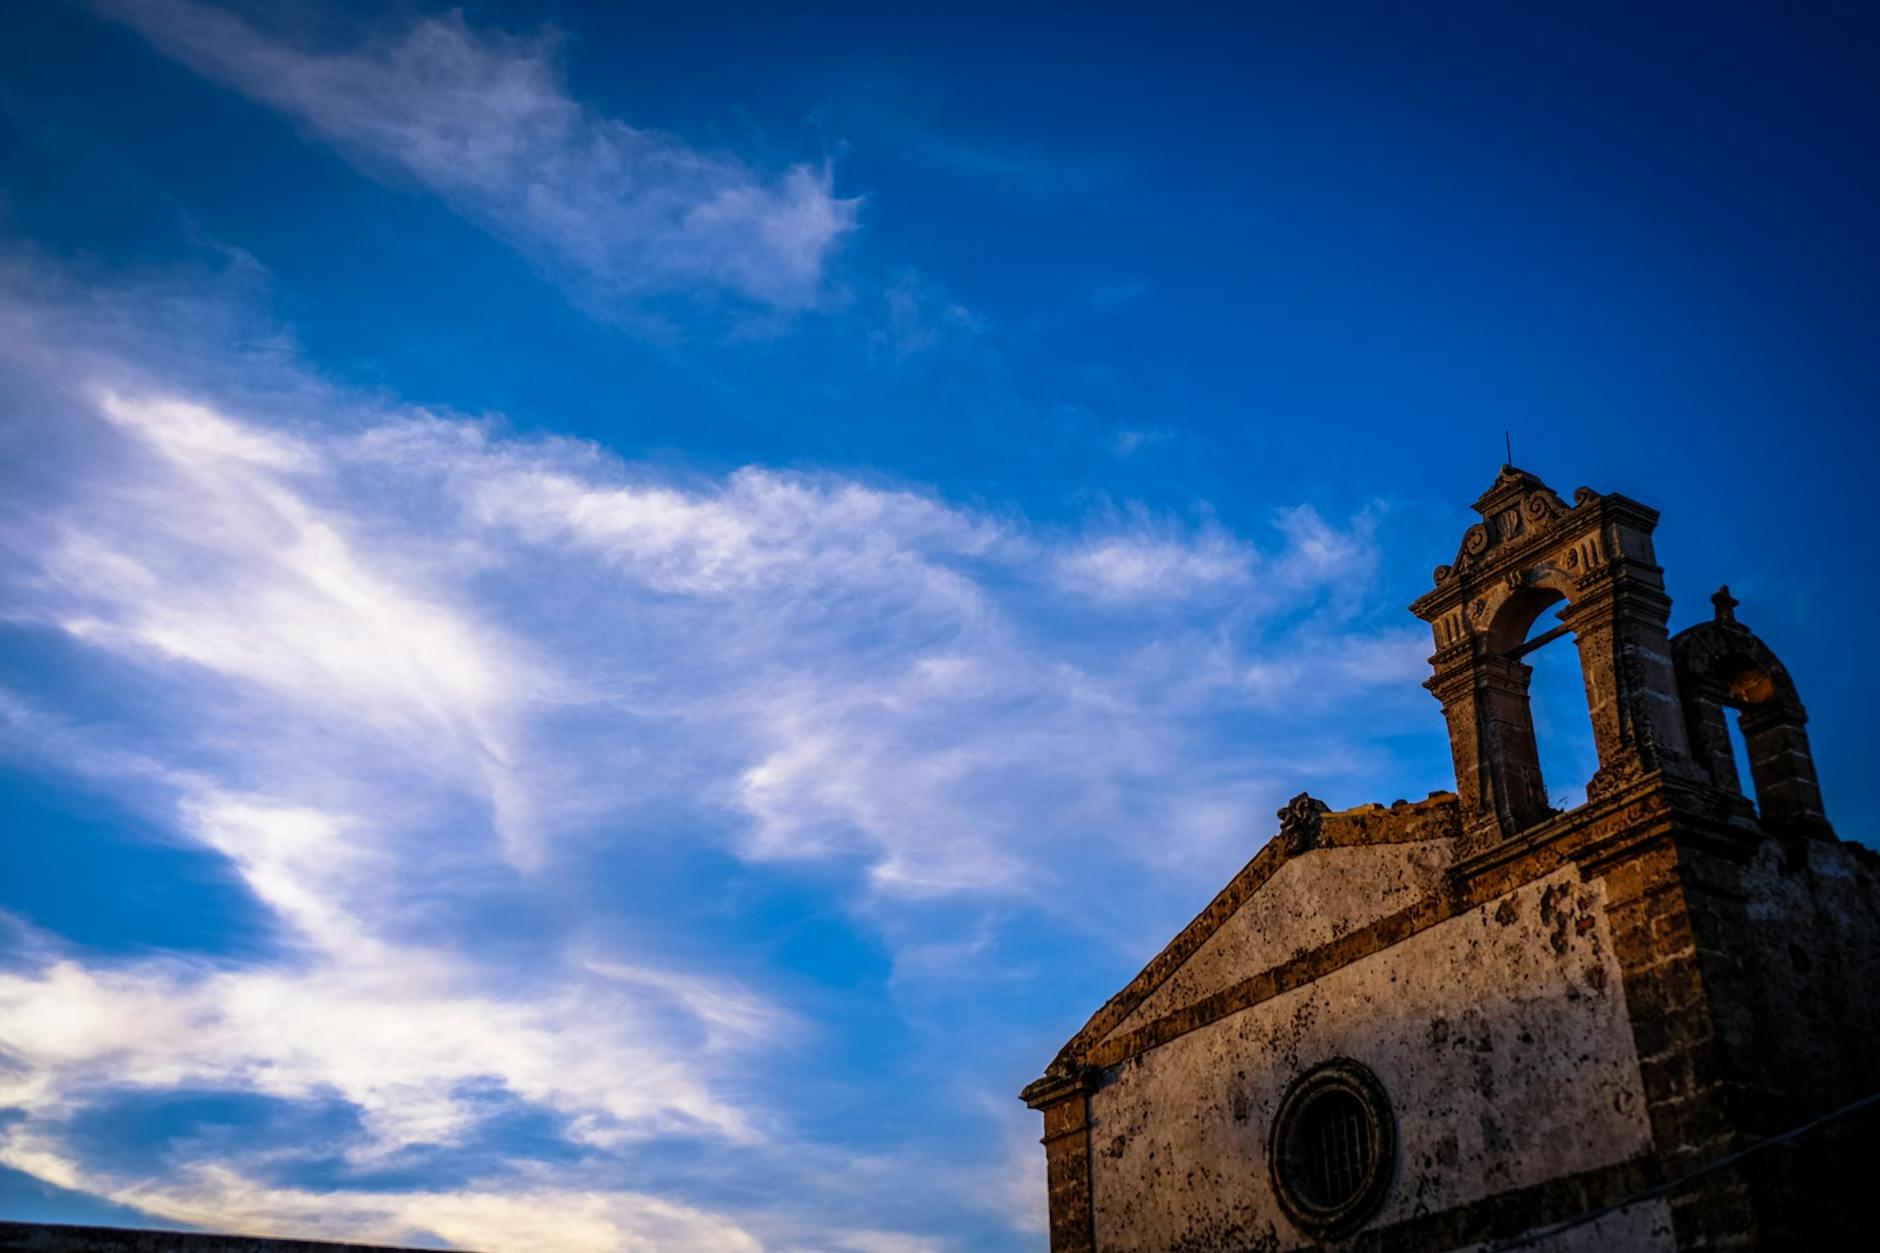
[1671,587,1829,833]
[1410,466,1702,852]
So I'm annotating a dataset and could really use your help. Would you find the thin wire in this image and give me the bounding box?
[1483,1090,1880,1251]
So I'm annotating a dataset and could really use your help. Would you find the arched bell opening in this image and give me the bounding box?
[1672,590,1830,834]
[1412,468,1703,848]
[1476,582,1594,831]
[1481,583,1568,656]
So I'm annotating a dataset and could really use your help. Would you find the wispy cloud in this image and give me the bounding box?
[1054,524,1254,604]
[0,259,1431,1246]
[0,762,780,1247]
[42,386,552,863]
[0,1124,766,1253]
[873,271,987,365]
[91,0,858,313]
[827,74,1121,202]
[1052,504,1377,612]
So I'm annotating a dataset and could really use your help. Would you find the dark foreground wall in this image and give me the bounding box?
[0,1223,434,1253]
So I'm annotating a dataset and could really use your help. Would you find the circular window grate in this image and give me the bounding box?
[1269,1059,1395,1237]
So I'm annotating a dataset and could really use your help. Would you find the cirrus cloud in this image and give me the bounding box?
[0,258,1433,1248]
[90,0,859,314]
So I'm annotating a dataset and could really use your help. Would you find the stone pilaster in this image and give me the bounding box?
[1594,838,1761,1250]
[1736,703,1826,831]
[1023,1072,1096,1252]
[1563,553,1699,800]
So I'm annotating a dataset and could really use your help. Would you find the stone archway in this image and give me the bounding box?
[1672,588,1829,833]
[1411,467,1701,852]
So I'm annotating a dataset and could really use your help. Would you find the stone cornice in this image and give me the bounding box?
[1410,471,1657,623]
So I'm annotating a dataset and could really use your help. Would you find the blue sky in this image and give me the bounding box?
[0,1,1875,1248]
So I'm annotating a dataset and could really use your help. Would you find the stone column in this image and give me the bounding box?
[1737,703,1827,831]
[1678,677,1742,794]
[1429,647,1551,852]
[1563,553,1698,799]
[1428,656,1496,852]
[1477,653,1551,831]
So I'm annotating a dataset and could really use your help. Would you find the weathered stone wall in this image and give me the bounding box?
[1677,836,1880,1249]
[1453,1200,1674,1251]
[1086,865,1656,1252]
[1110,837,1454,1039]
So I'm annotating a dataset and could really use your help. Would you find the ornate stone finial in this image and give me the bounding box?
[1712,584,1739,625]
[1472,465,1551,520]
[1276,792,1330,855]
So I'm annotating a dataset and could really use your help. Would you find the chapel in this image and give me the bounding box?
[1021,466,1880,1251]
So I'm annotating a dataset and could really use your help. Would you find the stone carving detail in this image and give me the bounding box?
[1435,475,1575,584]
[1277,792,1330,855]
[1410,466,1709,848]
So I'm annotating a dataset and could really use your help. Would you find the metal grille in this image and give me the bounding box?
[1270,1060,1394,1236]
[1301,1092,1370,1206]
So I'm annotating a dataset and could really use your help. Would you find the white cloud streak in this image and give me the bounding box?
[0,1128,765,1253]
[0,264,1429,1247]
[1055,525,1253,603]
[91,0,858,312]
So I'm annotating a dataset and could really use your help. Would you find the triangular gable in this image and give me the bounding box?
[1035,793,1460,1084]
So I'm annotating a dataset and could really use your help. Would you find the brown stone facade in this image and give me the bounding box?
[1023,467,1880,1251]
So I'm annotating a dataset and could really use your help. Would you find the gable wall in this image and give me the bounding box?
[1109,839,1456,1041]
[1086,864,1658,1252]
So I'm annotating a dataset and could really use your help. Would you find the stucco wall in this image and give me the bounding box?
[1110,839,1456,1040]
[1087,865,1655,1252]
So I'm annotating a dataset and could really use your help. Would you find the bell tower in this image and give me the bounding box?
[1409,466,1704,855]
[1025,462,1871,1253]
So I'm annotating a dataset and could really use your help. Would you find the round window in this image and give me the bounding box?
[1268,1059,1395,1237]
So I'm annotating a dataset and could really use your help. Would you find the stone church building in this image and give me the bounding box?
[1022,467,1880,1251]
